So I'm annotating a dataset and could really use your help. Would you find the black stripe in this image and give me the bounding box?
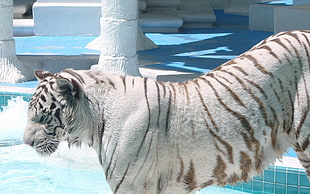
[201,113,234,163]
[301,33,310,62]
[170,83,177,107]
[40,95,46,102]
[247,86,269,126]
[182,82,190,105]
[106,144,117,179]
[62,69,85,84]
[158,81,166,98]
[259,45,282,63]
[132,81,158,182]
[218,69,247,88]
[114,163,131,193]
[193,78,200,89]
[136,78,151,157]
[243,78,268,99]
[195,79,220,132]
[296,101,310,138]
[183,160,197,192]
[210,75,247,109]
[222,59,236,67]
[50,102,56,109]
[98,120,105,165]
[217,74,233,84]
[177,157,185,182]
[302,134,310,151]
[165,86,172,136]
[239,151,252,181]
[106,78,116,89]
[132,130,155,184]
[287,31,303,47]
[219,69,278,127]
[232,66,249,76]
[155,82,161,128]
[54,108,62,125]
[206,80,259,153]
[285,36,304,76]
[102,134,113,166]
[243,54,273,77]
[213,156,227,184]
[86,71,101,84]
[131,77,135,87]
[270,38,293,56]
[120,76,126,92]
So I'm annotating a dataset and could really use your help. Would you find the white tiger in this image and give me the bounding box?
[24,30,310,193]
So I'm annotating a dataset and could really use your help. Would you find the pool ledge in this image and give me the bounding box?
[0,85,35,94]
[275,156,303,169]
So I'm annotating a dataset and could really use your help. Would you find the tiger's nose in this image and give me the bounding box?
[23,126,37,147]
[26,140,34,147]
[23,133,35,147]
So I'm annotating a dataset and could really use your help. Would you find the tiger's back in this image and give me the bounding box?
[23,30,310,194]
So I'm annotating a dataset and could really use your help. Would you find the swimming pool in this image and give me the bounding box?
[0,90,309,194]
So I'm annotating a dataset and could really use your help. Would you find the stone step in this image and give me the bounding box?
[139,13,184,33]
[13,19,34,36]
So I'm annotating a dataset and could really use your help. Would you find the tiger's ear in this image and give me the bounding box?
[56,78,80,105]
[34,70,54,81]
[56,78,74,94]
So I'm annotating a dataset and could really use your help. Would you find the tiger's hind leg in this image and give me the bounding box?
[296,151,310,178]
[295,126,310,179]
[295,111,310,179]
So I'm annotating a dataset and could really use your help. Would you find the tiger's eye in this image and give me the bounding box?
[50,103,56,109]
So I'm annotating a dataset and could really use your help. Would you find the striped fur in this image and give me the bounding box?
[24,30,310,193]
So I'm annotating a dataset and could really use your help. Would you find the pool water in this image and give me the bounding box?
[1,144,112,193]
[0,97,249,194]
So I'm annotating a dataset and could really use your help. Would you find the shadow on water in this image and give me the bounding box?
[139,28,273,74]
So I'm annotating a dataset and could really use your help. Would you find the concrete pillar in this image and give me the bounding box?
[209,0,229,10]
[33,0,101,36]
[0,0,33,83]
[294,0,310,5]
[274,4,310,33]
[91,0,141,76]
[224,0,271,15]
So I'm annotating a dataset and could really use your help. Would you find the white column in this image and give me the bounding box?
[33,0,101,36]
[0,0,33,83]
[294,0,310,5]
[225,0,271,16]
[91,0,140,76]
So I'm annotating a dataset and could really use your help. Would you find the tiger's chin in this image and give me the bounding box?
[34,138,60,156]
[26,137,60,156]
[24,123,64,156]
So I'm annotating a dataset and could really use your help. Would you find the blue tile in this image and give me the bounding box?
[264,169,274,183]
[287,172,298,186]
[300,187,310,194]
[242,180,253,192]
[253,180,263,193]
[300,174,310,187]
[254,174,264,181]
[264,182,275,193]
[287,186,298,194]
[275,171,287,184]
[275,184,286,194]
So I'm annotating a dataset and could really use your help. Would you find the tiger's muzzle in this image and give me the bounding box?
[24,123,61,155]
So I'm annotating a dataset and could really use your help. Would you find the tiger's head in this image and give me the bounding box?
[24,70,86,155]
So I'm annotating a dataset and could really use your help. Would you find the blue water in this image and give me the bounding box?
[0,146,112,193]
[0,80,38,88]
